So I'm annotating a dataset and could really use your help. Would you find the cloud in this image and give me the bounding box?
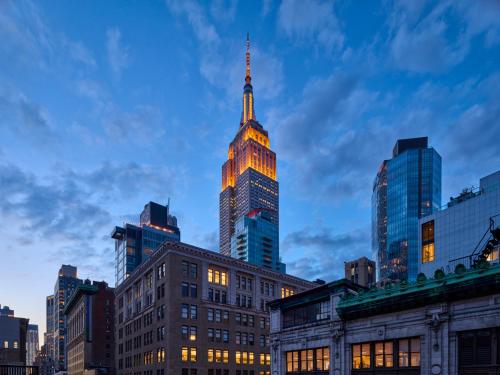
[210,0,238,23]
[277,0,344,52]
[0,0,95,70]
[0,158,183,281]
[0,163,110,242]
[106,27,130,79]
[166,0,220,46]
[0,89,57,144]
[389,4,469,73]
[166,0,283,104]
[388,0,500,73]
[282,227,370,280]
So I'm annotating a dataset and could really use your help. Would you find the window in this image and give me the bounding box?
[182,282,189,297]
[375,341,393,368]
[181,304,189,318]
[181,347,197,363]
[235,351,254,365]
[190,263,198,278]
[3,341,8,349]
[208,308,214,321]
[260,353,271,365]
[352,344,370,369]
[190,326,197,341]
[459,328,496,366]
[281,287,295,298]
[286,348,329,373]
[208,268,228,286]
[157,304,165,320]
[422,220,435,263]
[182,261,189,276]
[352,338,420,370]
[181,325,188,339]
[283,301,330,328]
[398,338,420,367]
[157,263,166,280]
[190,283,198,298]
[190,305,198,319]
[156,347,165,363]
[157,326,165,341]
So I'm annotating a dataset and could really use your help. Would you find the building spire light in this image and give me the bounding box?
[241,33,255,125]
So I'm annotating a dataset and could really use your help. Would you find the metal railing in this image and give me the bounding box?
[448,214,500,271]
[0,366,39,375]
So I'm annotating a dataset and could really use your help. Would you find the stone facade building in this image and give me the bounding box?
[114,241,315,375]
[270,263,500,375]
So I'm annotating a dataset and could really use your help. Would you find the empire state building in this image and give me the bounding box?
[219,35,281,271]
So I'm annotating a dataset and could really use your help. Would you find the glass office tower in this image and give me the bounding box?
[113,201,180,286]
[231,209,285,273]
[372,137,441,281]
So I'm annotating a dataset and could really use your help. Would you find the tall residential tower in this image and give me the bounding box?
[372,137,441,281]
[219,36,281,271]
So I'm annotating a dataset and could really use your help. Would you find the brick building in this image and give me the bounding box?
[64,281,115,375]
[114,241,316,375]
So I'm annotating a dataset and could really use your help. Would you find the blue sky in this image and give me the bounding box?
[1,0,500,337]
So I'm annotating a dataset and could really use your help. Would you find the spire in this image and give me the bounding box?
[245,32,251,84]
[241,33,255,125]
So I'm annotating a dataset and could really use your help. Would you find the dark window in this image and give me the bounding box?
[283,300,330,328]
[182,282,189,297]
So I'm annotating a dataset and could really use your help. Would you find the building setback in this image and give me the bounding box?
[344,257,375,288]
[372,137,441,281]
[231,210,284,273]
[269,263,500,375]
[418,170,500,277]
[114,241,316,375]
[220,36,281,272]
[64,281,115,375]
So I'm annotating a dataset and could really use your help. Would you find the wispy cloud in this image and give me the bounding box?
[0,88,57,145]
[277,0,344,53]
[106,27,130,79]
[282,227,370,280]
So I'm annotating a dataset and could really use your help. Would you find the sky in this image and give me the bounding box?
[1,0,500,340]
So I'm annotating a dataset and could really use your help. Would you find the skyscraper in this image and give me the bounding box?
[372,137,441,281]
[44,295,55,374]
[52,265,82,372]
[112,201,180,286]
[26,324,39,366]
[231,209,285,272]
[220,36,280,269]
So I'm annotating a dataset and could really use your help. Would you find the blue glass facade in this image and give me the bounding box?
[373,138,441,281]
[230,209,285,272]
[113,202,180,286]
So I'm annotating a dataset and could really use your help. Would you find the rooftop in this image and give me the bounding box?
[337,262,500,319]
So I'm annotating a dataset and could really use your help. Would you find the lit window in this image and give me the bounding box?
[190,347,197,363]
[181,347,188,362]
[421,221,435,263]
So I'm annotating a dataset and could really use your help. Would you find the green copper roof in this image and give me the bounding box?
[337,263,500,320]
[269,278,365,311]
[63,283,99,315]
